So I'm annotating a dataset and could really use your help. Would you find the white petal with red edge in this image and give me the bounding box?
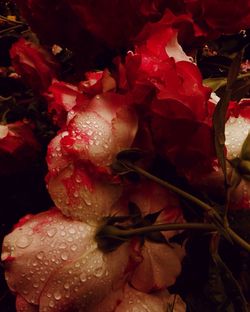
[48,163,122,222]
[2,209,96,305]
[225,116,250,159]
[62,111,116,166]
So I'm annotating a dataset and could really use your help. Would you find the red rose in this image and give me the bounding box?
[0,121,40,175]
[14,0,169,72]
[185,0,250,34]
[10,38,57,93]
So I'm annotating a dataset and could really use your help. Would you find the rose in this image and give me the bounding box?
[47,92,138,168]
[10,38,57,93]
[46,80,87,127]
[0,121,40,175]
[15,0,165,48]
[47,71,116,127]
[14,0,169,73]
[185,0,250,34]
[127,181,185,292]
[191,100,250,210]
[128,180,185,238]
[1,209,130,312]
[47,162,123,222]
[114,10,213,178]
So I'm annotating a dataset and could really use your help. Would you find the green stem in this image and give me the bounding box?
[100,223,216,239]
[120,161,250,253]
[127,163,221,219]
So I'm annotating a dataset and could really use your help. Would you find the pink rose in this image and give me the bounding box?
[2,209,130,312]
[47,162,122,222]
[191,100,250,210]
[47,93,138,168]
[10,38,57,93]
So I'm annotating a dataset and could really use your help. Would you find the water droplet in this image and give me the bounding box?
[59,242,67,249]
[93,266,104,277]
[75,176,82,183]
[64,283,70,290]
[79,272,87,282]
[61,252,68,261]
[33,282,39,288]
[71,244,77,252]
[49,300,55,308]
[69,228,76,234]
[47,228,57,238]
[16,235,33,248]
[37,251,45,260]
[54,291,62,301]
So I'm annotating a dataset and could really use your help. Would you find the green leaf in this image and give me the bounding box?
[128,202,142,224]
[203,77,227,91]
[143,209,163,225]
[240,133,250,160]
[146,231,169,244]
[227,51,244,90]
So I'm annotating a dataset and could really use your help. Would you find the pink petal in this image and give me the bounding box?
[130,241,184,292]
[225,115,250,159]
[61,110,116,166]
[46,131,71,175]
[47,163,122,222]
[115,285,173,312]
[129,181,185,238]
[2,209,96,305]
[39,243,129,311]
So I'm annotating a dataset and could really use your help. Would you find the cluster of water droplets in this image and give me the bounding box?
[2,210,96,306]
[225,116,250,159]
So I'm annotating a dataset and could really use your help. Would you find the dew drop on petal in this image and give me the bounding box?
[59,242,67,249]
[64,283,70,290]
[33,282,39,288]
[49,300,55,308]
[16,235,33,248]
[54,291,62,301]
[47,228,57,238]
[80,272,87,283]
[70,244,77,252]
[37,251,45,260]
[61,252,68,261]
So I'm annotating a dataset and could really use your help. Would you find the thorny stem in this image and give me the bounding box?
[121,162,250,253]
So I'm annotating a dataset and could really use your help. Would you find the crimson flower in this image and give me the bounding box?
[10,38,57,93]
[0,121,40,175]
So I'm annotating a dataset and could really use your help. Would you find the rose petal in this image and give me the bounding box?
[47,163,122,222]
[39,244,129,312]
[115,285,174,312]
[2,209,96,305]
[130,241,184,292]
